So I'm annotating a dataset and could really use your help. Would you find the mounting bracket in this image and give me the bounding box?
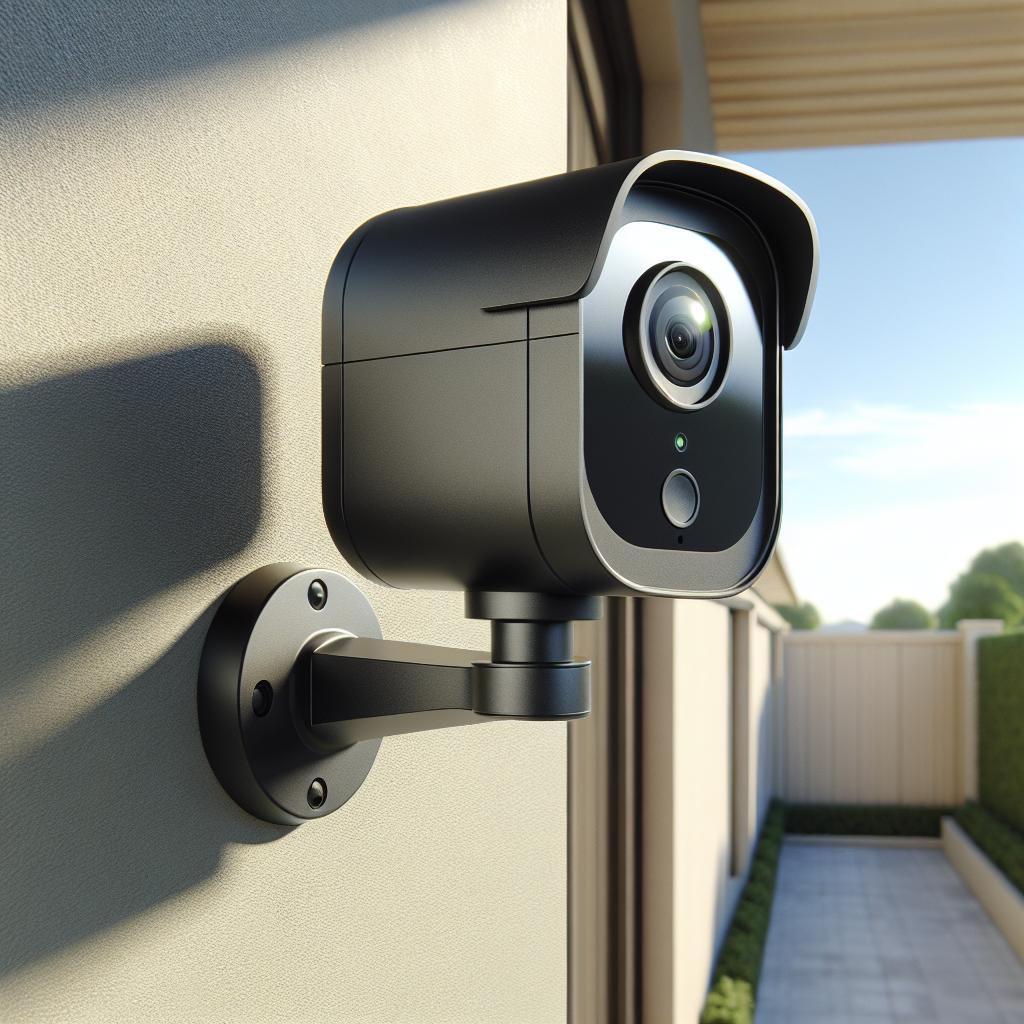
[198,564,598,824]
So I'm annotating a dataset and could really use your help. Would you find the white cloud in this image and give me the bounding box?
[785,404,922,438]
[779,403,1024,623]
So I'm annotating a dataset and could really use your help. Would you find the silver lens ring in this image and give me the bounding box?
[637,264,730,410]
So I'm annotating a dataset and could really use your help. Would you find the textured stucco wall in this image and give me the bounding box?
[0,2,568,1020]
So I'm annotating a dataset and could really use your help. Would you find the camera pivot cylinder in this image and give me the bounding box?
[468,591,600,720]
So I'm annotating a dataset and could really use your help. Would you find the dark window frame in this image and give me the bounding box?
[569,0,643,165]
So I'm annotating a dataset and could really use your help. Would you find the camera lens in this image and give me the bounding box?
[648,274,718,387]
[666,317,698,360]
[624,263,729,411]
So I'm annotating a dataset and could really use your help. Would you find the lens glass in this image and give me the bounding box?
[667,318,698,359]
[647,273,718,387]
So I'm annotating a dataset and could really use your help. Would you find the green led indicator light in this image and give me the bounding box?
[674,432,687,453]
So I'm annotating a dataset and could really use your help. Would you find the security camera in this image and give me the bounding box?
[322,150,818,601]
[196,152,817,824]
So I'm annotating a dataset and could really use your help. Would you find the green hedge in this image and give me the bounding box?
[784,804,952,837]
[700,800,785,1024]
[979,632,1024,834]
[955,801,1024,896]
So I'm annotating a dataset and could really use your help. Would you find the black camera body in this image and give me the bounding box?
[322,151,817,600]
[198,154,817,826]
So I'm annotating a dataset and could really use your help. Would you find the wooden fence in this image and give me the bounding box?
[776,624,1001,806]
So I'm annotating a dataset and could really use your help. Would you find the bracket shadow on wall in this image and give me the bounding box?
[197,564,597,825]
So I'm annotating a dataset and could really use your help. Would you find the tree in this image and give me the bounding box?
[870,598,936,630]
[969,541,1024,600]
[938,572,1024,628]
[773,601,820,630]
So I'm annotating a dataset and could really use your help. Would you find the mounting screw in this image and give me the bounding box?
[307,778,327,809]
[252,680,274,717]
[308,579,328,610]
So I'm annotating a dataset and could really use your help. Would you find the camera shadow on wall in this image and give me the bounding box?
[0,337,279,980]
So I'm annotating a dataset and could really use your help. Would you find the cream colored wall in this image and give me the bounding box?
[0,3,569,1021]
[639,593,782,1022]
[641,598,731,1024]
[752,615,776,828]
[730,606,777,874]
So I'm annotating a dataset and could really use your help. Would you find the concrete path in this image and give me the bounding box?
[755,843,1024,1024]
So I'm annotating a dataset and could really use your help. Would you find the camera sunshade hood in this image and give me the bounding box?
[322,150,818,367]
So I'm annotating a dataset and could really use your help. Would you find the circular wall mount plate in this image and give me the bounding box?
[198,563,383,825]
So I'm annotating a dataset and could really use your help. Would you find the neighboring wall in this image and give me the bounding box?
[778,622,1002,806]
[639,592,784,1023]
[569,590,785,1024]
[0,3,569,1022]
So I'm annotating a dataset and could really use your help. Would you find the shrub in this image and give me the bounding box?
[773,601,820,630]
[938,571,1024,628]
[954,802,1024,897]
[700,801,786,1024]
[870,598,936,630]
[701,978,754,1024]
[978,632,1024,834]
[784,804,951,837]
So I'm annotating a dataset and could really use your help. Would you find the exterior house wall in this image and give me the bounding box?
[0,3,570,1021]
[642,597,732,1023]
[640,593,785,1023]
[752,616,776,828]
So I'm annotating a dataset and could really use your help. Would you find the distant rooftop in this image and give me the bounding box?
[818,619,869,634]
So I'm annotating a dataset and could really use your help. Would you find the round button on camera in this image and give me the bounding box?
[662,469,699,528]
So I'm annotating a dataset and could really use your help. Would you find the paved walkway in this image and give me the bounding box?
[755,843,1024,1024]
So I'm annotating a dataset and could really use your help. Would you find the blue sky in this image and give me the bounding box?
[725,138,1024,623]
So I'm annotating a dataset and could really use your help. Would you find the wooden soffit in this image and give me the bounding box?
[700,0,1024,150]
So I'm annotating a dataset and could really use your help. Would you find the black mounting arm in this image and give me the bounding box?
[309,591,597,747]
[197,566,599,825]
